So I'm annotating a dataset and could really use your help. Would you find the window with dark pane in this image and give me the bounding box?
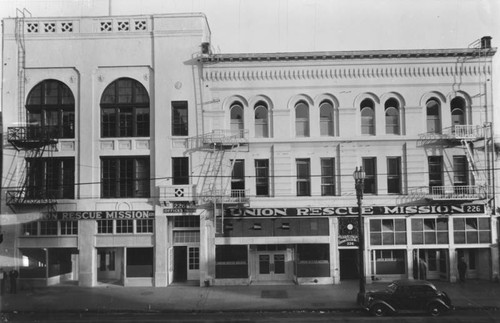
[172,101,188,136]
[387,157,401,194]
[25,79,75,139]
[100,78,150,137]
[172,157,189,185]
[255,159,269,196]
[362,157,377,194]
[296,159,311,196]
[321,158,335,196]
[101,157,150,198]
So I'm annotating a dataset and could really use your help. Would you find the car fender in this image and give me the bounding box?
[425,298,451,310]
[369,300,397,313]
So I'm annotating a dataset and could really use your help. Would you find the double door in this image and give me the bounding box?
[257,252,288,281]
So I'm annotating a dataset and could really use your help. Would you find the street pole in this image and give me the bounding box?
[354,167,366,304]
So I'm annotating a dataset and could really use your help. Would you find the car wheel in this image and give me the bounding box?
[370,304,388,317]
[427,303,444,316]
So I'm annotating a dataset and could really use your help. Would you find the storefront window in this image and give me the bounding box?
[453,217,490,244]
[372,250,406,275]
[215,245,248,278]
[411,218,448,244]
[297,244,330,277]
[126,247,153,277]
[370,219,406,245]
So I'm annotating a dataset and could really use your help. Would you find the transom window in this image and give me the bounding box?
[101,78,150,137]
[26,79,75,139]
[370,219,406,245]
[453,218,490,244]
[411,218,448,244]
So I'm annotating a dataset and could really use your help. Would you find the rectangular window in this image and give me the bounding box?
[101,107,149,137]
[189,247,200,270]
[428,156,443,189]
[60,221,78,235]
[172,101,188,136]
[101,157,150,198]
[116,219,133,234]
[296,159,311,196]
[255,159,269,197]
[136,219,153,233]
[453,217,490,244]
[23,222,38,236]
[172,157,189,185]
[387,157,401,194]
[26,157,75,199]
[97,220,113,234]
[370,219,406,245]
[411,218,448,244]
[174,216,200,228]
[40,221,58,235]
[173,231,200,243]
[321,158,335,196]
[453,156,468,185]
[231,160,245,196]
[362,157,377,194]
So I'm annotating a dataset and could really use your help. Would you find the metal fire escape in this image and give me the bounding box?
[187,129,249,232]
[407,37,495,206]
[6,10,58,213]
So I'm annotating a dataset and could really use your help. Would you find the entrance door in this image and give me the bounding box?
[257,252,287,281]
[414,249,448,280]
[173,246,187,282]
[97,248,123,285]
[340,249,359,280]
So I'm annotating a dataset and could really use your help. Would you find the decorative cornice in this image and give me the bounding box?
[200,47,496,62]
[202,64,491,82]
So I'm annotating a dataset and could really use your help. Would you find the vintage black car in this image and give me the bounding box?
[360,279,453,316]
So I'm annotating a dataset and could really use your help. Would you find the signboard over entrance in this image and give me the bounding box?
[43,211,154,220]
[226,204,484,217]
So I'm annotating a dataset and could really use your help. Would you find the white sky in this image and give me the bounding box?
[1,0,499,119]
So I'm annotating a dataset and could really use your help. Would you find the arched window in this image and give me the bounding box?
[254,102,269,138]
[451,97,466,127]
[230,102,244,136]
[320,101,334,136]
[26,79,75,138]
[385,98,400,135]
[295,101,310,137]
[426,98,441,133]
[361,99,375,135]
[101,78,149,137]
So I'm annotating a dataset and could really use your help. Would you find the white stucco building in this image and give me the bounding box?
[1,13,498,288]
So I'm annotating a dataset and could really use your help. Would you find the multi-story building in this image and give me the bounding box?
[1,13,498,288]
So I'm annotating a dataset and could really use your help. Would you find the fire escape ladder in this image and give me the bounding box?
[461,139,483,185]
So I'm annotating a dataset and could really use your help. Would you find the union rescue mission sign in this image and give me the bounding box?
[226,204,484,217]
[43,211,154,220]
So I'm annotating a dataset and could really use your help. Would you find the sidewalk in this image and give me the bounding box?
[1,280,500,313]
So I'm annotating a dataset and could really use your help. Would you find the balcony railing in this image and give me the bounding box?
[6,190,57,205]
[187,129,249,150]
[199,189,249,204]
[429,185,486,200]
[418,125,484,143]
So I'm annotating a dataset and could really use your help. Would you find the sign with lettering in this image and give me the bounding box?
[43,211,154,220]
[338,217,359,247]
[226,204,484,217]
